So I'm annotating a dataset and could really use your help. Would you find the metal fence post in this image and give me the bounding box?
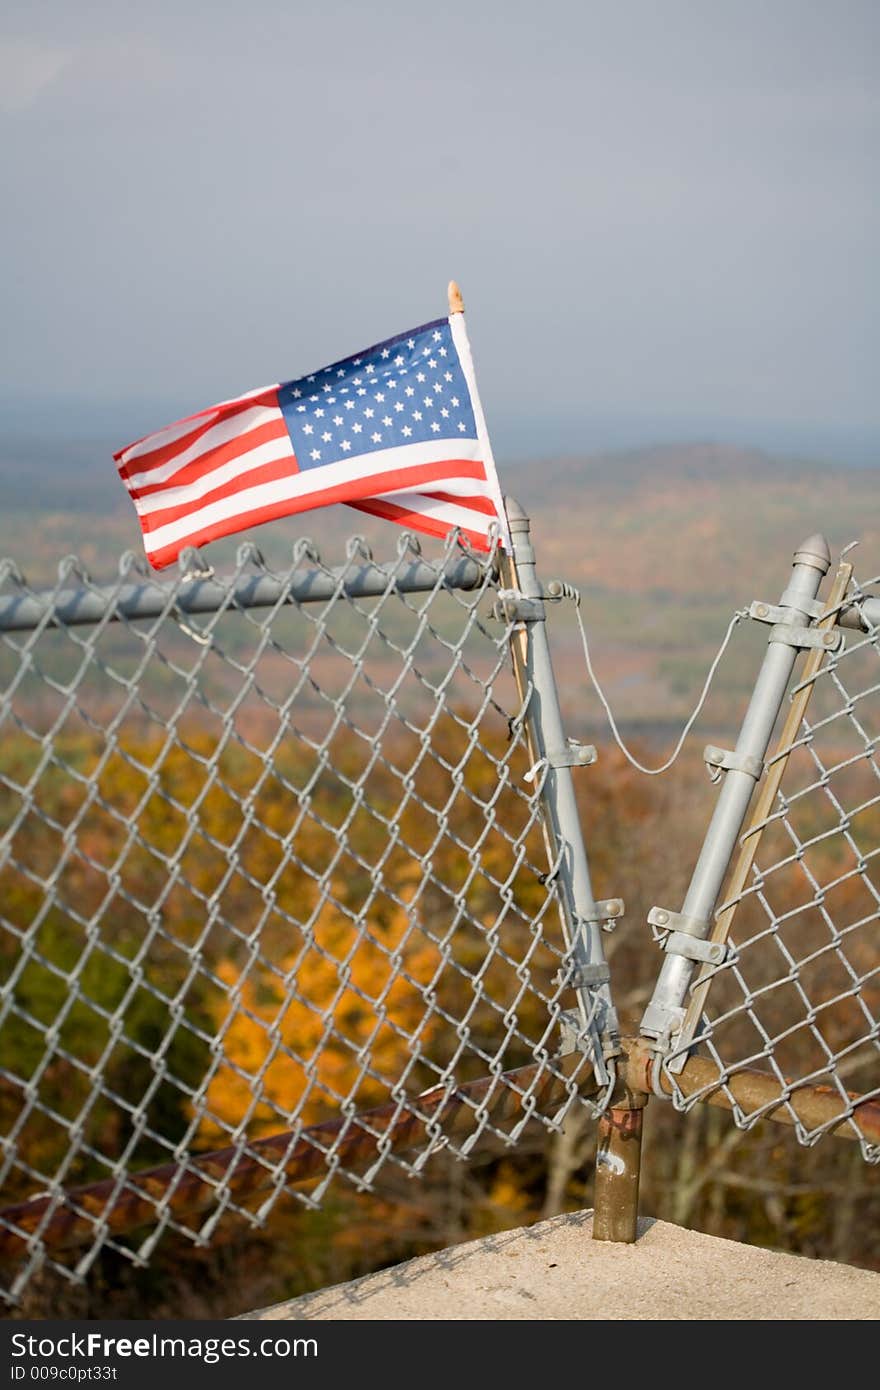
[672,557,853,1059]
[640,533,834,1057]
[503,497,619,1083]
[592,1047,649,1243]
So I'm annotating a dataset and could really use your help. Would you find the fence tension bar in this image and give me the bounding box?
[502,497,619,1083]
[639,533,833,1058]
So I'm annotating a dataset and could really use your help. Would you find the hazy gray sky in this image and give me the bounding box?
[1,1,877,457]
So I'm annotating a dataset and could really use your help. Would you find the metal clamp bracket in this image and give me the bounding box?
[557,1010,608,1067]
[663,931,729,966]
[492,590,545,623]
[648,906,710,938]
[749,601,842,652]
[767,625,841,652]
[647,906,728,966]
[750,600,819,625]
[555,961,612,991]
[777,590,826,619]
[546,740,598,770]
[578,898,624,928]
[523,740,597,784]
[557,1009,583,1057]
[703,745,764,781]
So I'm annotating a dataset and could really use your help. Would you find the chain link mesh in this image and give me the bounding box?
[663,566,880,1161]
[4,521,878,1309]
[0,531,604,1305]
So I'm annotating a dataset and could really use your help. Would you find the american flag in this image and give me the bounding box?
[115,312,509,570]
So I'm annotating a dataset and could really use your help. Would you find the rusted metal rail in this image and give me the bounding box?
[591,1039,880,1245]
[0,1057,584,1261]
[4,1041,877,1263]
[624,1039,880,1146]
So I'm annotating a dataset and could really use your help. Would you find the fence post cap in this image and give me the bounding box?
[793,533,831,574]
[504,495,528,525]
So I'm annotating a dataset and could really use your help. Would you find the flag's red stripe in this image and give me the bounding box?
[148,491,492,568]
[148,492,495,568]
[116,389,280,476]
[415,490,498,517]
[145,493,322,568]
[127,417,291,502]
[142,460,491,566]
[347,497,493,551]
[138,453,299,535]
[140,457,488,537]
[113,408,216,466]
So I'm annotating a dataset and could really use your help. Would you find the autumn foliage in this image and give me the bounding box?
[0,704,877,1317]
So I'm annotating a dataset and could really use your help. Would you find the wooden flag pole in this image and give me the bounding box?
[445,277,512,552]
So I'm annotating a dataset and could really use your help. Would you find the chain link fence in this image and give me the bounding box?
[657,562,880,1161]
[0,513,878,1310]
[0,527,615,1305]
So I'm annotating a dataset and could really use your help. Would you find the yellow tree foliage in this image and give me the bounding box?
[199,889,441,1141]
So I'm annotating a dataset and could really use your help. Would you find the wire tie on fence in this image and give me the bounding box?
[171,615,212,646]
[562,584,749,775]
[523,755,546,784]
[177,547,215,582]
[492,589,545,624]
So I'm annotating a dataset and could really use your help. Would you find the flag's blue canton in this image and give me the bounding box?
[277,319,477,473]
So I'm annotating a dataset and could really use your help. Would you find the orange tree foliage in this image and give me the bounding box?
[200,896,441,1138]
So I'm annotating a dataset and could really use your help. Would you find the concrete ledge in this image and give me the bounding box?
[240,1210,880,1320]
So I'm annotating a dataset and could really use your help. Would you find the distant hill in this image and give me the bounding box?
[503,441,876,599]
[0,433,875,738]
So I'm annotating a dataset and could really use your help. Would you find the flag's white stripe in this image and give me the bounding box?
[119,382,282,468]
[448,313,510,548]
[133,435,295,517]
[135,441,490,520]
[119,409,220,467]
[125,405,284,491]
[212,380,278,410]
[141,438,486,553]
[136,435,486,520]
[375,473,492,500]
[366,491,495,535]
[285,436,483,492]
